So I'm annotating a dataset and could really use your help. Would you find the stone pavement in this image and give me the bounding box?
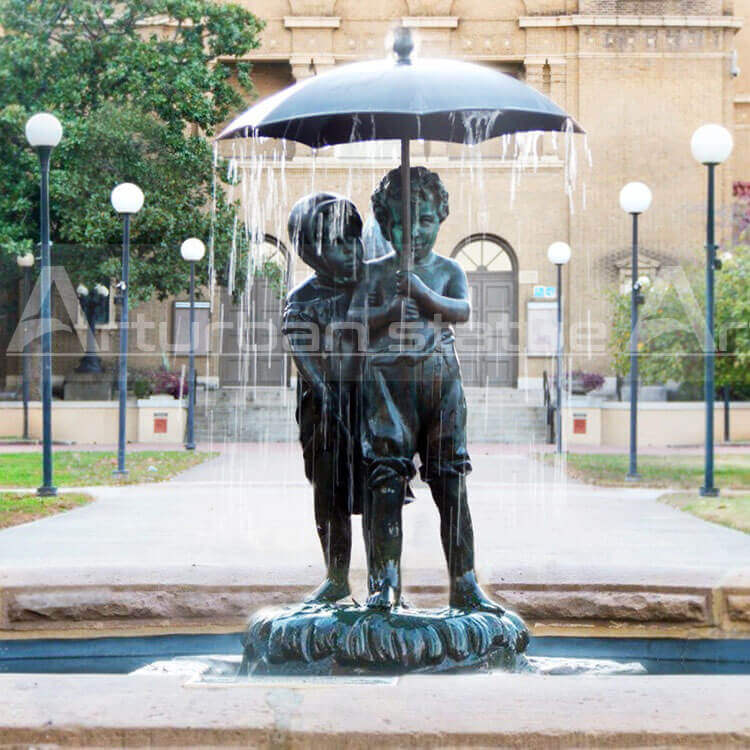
[1,671,750,747]
[1,443,749,635]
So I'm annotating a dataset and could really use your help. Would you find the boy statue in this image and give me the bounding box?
[350,166,502,613]
[283,192,366,603]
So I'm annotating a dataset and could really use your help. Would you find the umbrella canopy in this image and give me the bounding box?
[217,32,583,146]
[217,28,584,274]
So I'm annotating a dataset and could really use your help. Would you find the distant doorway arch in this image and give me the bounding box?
[451,234,518,387]
[220,233,290,387]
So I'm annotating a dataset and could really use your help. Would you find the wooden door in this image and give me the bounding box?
[219,279,289,387]
[454,272,517,387]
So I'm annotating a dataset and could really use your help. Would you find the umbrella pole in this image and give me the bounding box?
[400,137,411,274]
[399,138,412,350]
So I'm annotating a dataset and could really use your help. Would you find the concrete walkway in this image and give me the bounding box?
[0,443,748,581]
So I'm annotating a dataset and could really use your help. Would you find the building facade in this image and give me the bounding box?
[4,0,747,394]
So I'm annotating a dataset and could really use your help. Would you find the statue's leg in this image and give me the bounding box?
[361,360,416,610]
[427,473,502,613]
[364,472,404,609]
[423,348,502,613]
[305,446,352,603]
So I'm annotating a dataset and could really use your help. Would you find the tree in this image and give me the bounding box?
[0,0,263,302]
[608,245,750,397]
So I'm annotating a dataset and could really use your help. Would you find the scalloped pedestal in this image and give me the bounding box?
[241,602,529,676]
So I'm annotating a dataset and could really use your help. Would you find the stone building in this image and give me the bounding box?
[4,0,747,401]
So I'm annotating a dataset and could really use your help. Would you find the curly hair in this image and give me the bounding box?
[371,166,449,234]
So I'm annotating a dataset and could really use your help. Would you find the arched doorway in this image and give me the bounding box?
[219,234,290,387]
[451,234,518,387]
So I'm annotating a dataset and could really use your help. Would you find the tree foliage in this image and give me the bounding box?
[609,245,750,395]
[0,0,263,302]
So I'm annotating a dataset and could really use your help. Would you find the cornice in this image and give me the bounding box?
[519,14,743,28]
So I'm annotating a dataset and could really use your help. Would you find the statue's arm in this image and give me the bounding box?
[347,275,404,332]
[282,308,331,402]
[397,263,471,324]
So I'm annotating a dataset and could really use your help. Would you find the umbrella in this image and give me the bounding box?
[218,27,584,272]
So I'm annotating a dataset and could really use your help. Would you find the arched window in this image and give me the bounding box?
[252,233,287,268]
[451,234,516,273]
[251,233,290,290]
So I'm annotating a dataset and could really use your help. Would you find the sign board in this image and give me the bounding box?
[532,285,557,299]
[173,301,210,355]
[526,301,558,357]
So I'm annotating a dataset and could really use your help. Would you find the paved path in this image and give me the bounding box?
[1,443,748,589]
[2,671,749,747]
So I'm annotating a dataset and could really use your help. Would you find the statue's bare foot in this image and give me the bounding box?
[366,583,399,610]
[449,571,504,614]
[305,577,351,604]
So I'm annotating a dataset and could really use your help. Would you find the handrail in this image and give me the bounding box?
[543,370,555,445]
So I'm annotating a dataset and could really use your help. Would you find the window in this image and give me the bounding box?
[452,235,515,273]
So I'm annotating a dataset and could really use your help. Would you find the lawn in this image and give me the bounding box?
[660,492,750,534]
[0,492,93,529]
[558,453,750,489]
[0,450,214,488]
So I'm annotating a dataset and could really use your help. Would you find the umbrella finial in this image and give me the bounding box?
[393,27,414,65]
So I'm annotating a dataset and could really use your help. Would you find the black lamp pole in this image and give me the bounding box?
[20,262,31,441]
[691,124,732,496]
[627,212,642,481]
[36,145,56,497]
[114,214,131,476]
[185,259,196,451]
[555,262,563,454]
[700,162,719,497]
[180,238,205,450]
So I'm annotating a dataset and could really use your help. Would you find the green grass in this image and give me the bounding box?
[0,451,215,488]
[558,453,750,489]
[660,492,750,534]
[0,492,93,529]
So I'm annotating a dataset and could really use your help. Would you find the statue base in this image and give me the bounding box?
[63,371,115,401]
[241,601,529,676]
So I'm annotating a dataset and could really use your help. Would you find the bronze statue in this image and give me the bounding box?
[242,173,526,676]
[284,192,366,603]
[350,166,502,613]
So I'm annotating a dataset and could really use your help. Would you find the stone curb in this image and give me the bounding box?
[1,673,750,748]
[1,570,749,635]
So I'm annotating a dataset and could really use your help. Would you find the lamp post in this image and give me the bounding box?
[547,241,572,455]
[691,124,733,498]
[111,183,144,476]
[180,238,205,451]
[25,113,63,497]
[16,252,34,442]
[75,283,109,374]
[619,181,653,481]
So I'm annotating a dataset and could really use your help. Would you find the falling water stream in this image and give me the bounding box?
[198,107,593,580]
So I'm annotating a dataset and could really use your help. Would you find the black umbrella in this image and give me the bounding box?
[218,27,584,271]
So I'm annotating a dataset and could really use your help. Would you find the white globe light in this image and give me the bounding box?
[110,183,144,215]
[691,124,733,165]
[619,182,652,214]
[180,237,206,262]
[94,283,110,297]
[25,113,63,148]
[637,275,651,288]
[16,252,34,268]
[547,241,571,265]
[76,284,89,296]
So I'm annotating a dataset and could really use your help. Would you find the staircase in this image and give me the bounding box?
[464,387,547,443]
[194,388,298,443]
[194,386,548,444]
